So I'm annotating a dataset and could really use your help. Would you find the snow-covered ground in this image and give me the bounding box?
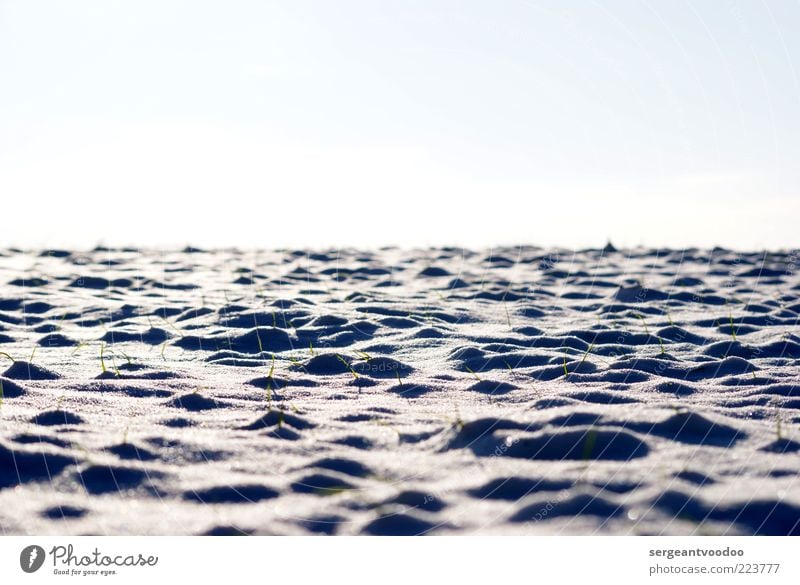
[1,246,798,535]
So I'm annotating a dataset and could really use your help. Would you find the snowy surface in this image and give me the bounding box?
[1,246,799,535]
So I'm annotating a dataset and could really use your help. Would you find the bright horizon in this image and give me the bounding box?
[1,0,799,250]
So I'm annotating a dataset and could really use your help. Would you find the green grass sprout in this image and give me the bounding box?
[336,354,359,380]
[635,313,650,336]
[464,365,482,382]
[582,429,598,461]
[576,344,595,370]
[99,343,107,374]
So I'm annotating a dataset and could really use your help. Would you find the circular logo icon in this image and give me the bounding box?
[20,545,46,573]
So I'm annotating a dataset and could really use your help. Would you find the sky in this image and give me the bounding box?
[1,0,799,250]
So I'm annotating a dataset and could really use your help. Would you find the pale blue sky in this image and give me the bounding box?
[1,0,798,249]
